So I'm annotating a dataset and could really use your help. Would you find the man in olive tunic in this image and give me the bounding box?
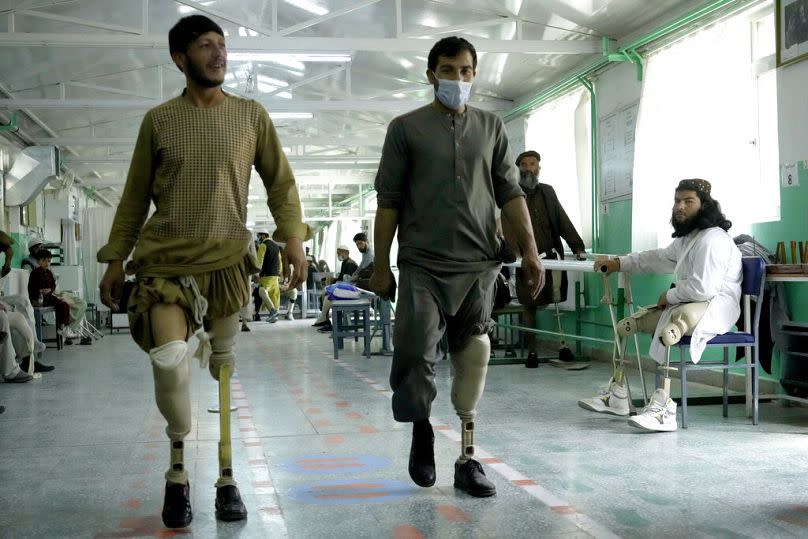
[98,15,310,528]
[371,36,544,497]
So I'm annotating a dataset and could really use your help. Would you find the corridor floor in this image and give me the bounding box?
[2,318,807,538]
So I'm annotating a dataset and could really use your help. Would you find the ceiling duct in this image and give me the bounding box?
[3,146,60,207]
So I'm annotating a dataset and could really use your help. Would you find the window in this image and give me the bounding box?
[631,6,780,250]
[524,88,593,247]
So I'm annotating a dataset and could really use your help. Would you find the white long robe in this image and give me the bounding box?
[620,227,742,364]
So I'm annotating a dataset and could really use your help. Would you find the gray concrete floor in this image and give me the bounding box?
[2,318,807,538]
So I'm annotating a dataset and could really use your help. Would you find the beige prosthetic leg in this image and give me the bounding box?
[207,315,239,488]
[450,334,497,497]
[206,314,247,521]
[450,334,490,463]
[150,340,192,485]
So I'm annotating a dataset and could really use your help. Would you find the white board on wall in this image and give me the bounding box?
[599,100,639,201]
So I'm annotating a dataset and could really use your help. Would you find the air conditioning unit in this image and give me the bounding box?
[4,145,60,207]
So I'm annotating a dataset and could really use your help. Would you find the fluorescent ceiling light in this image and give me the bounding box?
[285,0,328,16]
[269,112,313,120]
[228,52,351,63]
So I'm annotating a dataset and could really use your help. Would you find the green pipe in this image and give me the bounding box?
[0,112,17,132]
[577,76,599,253]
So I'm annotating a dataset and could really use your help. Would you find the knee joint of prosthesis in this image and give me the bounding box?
[149,340,192,441]
[617,315,639,338]
[451,334,490,423]
[208,338,236,381]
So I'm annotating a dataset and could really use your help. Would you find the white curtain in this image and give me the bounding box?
[631,14,774,250]
[524,88,593,247]
[81,207,117,307]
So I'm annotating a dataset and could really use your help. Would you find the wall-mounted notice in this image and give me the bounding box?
[599,100,639,202]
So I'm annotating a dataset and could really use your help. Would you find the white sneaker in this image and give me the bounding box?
[285,311,294,321]
[627,389,678,432]
[578,379,630,416]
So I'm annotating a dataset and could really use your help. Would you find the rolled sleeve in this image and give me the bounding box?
[374,118,408,209]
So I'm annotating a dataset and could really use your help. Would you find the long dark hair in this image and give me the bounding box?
[671,189,732,237]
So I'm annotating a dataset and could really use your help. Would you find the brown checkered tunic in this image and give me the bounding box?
[97,93,310,277]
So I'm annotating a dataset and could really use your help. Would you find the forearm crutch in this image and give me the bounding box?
[622,275,648,403]
[601,270,637,415]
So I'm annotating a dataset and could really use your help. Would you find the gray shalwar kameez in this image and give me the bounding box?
[375,104,524,422]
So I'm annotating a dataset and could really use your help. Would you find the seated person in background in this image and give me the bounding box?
[343,232,374,283]
[0,309,33,383]
[502,150,587,369]
[27,249,92,345]
[578,179,741,432]
[312,245,358,331]
[317,260,331,274]
[21,238,43,271]
[0,297,53,374]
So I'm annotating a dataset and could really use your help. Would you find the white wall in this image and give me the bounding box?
[776,60,808,164]
[595,62,643,122]
[505,117,526,158]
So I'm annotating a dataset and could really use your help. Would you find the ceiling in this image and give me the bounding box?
[0,0,702,231]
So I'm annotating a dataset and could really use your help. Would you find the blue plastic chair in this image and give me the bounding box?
[667,256,766,428]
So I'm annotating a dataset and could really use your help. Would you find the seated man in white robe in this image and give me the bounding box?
[578,179,742,432]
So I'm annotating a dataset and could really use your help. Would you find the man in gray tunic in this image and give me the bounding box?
[371,36,544,497]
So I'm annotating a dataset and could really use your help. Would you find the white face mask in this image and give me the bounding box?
[435,78,473,110]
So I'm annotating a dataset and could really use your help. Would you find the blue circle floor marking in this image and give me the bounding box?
[287,479,417,505]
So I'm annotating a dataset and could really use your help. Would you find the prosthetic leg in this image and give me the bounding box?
[207,315,248,522]
[450,334,496,497]
[151,340,193,529]
[627,303,707,432]
[578,272,646,416]
[549,301,589,370]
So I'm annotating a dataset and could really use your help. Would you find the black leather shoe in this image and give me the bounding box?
[241,324,251,332]
[79,337,92,345]
[162,481,192,528]
[33,361,55,372]
[454,459,496,497]
[312,319,330,327]
[316,321,333,332]
[408,420,435,487]
[19,357,53,373]
[525,352,539,369]
[215,485,248,522]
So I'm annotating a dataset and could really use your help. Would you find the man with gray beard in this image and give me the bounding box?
[502,150,587,369]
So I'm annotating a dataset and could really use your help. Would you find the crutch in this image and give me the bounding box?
[622,275,649,403]
[600,267,638,415]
